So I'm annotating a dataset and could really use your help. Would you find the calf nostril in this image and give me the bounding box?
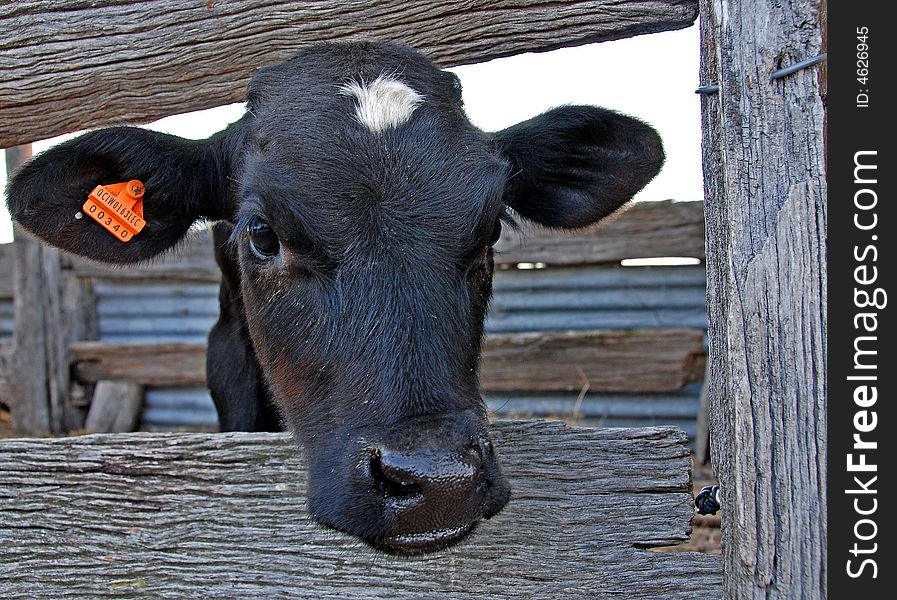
[369,450,423,500]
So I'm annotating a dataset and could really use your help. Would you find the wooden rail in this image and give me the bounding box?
[495,199,705,265]
[481,329,705,392]
[0,421,721,597]
[0,0,698,147]
[72,328,706,393]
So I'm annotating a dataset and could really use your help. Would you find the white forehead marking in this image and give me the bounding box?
[339,75,424,133]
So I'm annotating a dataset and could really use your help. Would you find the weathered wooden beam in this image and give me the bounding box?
[6,145,78,434]
[496,200,705,265]
[700,0,826,597]
[83,380,143,433]
[8,223,53,433]
[6,144,94,435]
[481,329,705,392]
[71,328,706,392]
[71,341,207,387]
[0,422,721,597]
[8,223,82,434]
[0,0,698,147]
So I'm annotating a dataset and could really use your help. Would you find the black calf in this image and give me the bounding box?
[7,41,663,554]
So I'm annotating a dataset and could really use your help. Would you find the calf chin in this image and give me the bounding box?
[304,410,510,555]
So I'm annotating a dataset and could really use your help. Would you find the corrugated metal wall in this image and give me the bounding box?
[489,265,706,331]
[90,264,707,433]
[485,385,702,439]
[94,281,219,343]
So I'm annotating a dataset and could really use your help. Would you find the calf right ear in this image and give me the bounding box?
[6,126,237,264]
[493,106,664,229]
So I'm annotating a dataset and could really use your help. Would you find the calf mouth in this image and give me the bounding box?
[374,522,477,556]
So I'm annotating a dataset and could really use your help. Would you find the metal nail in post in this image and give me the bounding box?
[769,53,827,80]
[695,53,827,94]
[694,84,720,95]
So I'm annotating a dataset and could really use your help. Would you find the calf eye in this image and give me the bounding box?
[489,218,503,245]
[248,221,280,257]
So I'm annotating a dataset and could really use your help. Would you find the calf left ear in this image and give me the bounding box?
[493,106,664,228]
[6,126,234,264]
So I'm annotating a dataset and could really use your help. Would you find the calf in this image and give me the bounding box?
[7,42,663,554]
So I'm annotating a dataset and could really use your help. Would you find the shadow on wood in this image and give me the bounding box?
[0,421,721,598]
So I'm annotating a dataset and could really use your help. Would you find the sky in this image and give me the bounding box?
[0,25,702,244]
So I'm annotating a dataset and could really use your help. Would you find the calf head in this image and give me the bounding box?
[6,42,663,554]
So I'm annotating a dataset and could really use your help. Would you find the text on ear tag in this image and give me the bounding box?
[83,180,146,242]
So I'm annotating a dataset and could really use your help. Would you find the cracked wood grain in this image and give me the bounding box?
[0,0,698,147]
[0,422,720,597]
[699,0,826,597]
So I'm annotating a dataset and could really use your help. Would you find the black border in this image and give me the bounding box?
[828,3,895,595]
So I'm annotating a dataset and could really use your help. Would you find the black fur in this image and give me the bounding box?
[5,41,663,554]
[207,222,281,431]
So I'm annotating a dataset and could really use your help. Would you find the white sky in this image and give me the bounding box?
[0,25,702,244]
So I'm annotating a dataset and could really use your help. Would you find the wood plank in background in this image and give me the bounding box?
[83,380,143,433]
[71,328,706,392]
[482,328,705,392]
[0,422,721,598]
[5,146,80,434]
[0,0,698,147]
[63,230,220,282]
[496,200,705,265]
[71,341,207,387]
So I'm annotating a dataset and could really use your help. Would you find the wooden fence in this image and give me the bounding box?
[0,423,722,598]
[0,0,830,596]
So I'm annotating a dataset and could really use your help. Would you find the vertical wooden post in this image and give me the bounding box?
[6,146,82,435]
[7,145,48,434]
[700,1,827,598]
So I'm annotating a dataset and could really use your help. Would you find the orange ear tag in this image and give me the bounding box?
[82,180,146,242]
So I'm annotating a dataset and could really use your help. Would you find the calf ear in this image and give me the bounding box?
[493,106,664,228]
[6,126,233,264]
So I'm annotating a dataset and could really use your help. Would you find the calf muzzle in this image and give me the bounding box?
[307,409,510,555]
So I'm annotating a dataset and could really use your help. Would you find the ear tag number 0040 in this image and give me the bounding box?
[82,180,147,242]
